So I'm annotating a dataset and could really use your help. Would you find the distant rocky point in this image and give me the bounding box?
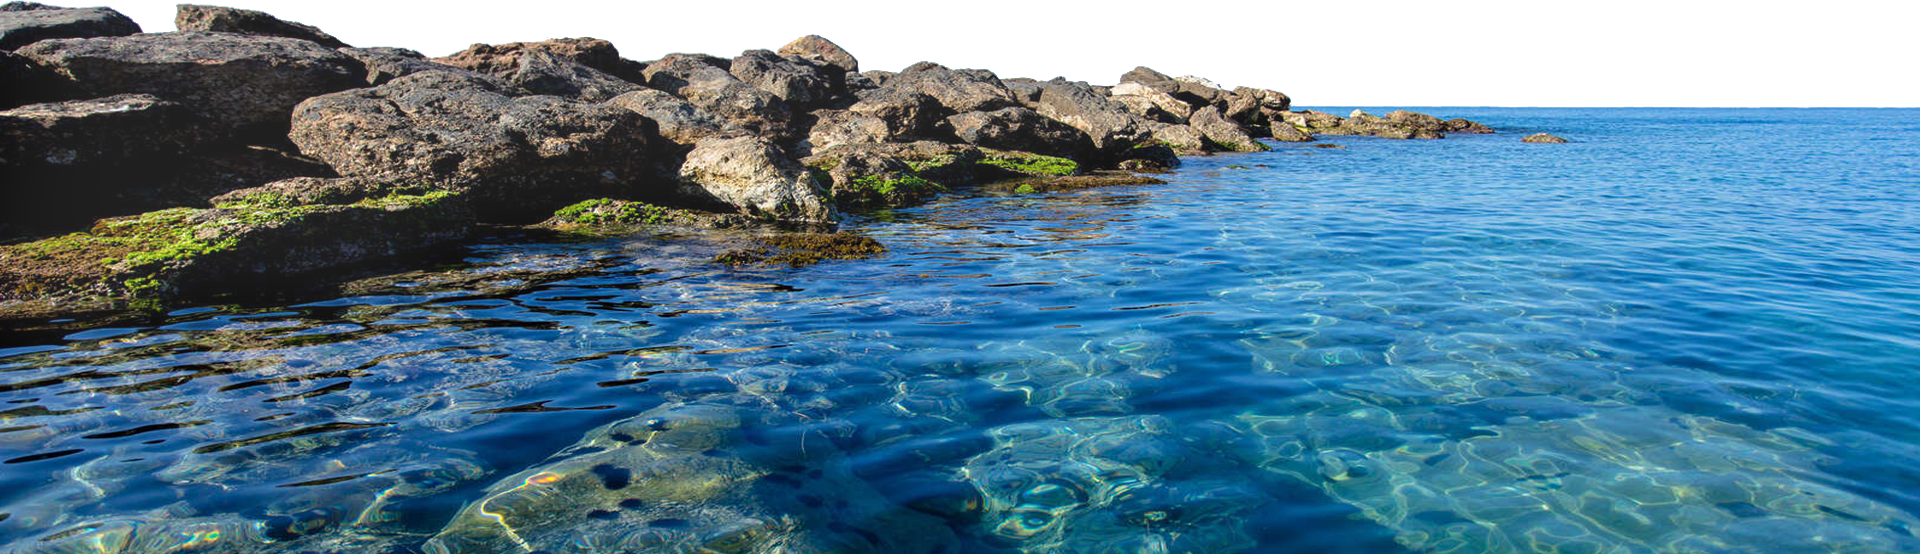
[0,2,1512,314]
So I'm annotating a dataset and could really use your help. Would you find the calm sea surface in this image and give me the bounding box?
[2,108,1918,553]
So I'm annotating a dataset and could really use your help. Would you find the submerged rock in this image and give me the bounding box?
[715,232,887,267]
[16,32,365,138]
[1523,132,1569,143]
[174,4,347,48]
[678,136,835,223]
[0,2,138,51]
[424,401,952,554]
[289,70,657,221]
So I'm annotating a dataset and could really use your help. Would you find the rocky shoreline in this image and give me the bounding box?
[2,2,1506,318]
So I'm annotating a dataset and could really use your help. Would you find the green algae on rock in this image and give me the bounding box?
[713,232,887,267]
[979,151,1079,177]
[0,190,469,302]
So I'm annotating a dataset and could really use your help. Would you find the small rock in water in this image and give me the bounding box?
[1522,132,1569,144]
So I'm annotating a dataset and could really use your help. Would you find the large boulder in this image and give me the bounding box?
[0,94,210,171]
[1188,106,1267,152]
[802,108,892,153]
[289,70,658,222]
[1108,81,1191,121]
[435,39,642,102]
[1033,78,1145,154]
[0,190,471,301]
[1268,120,1313,142]
[17,32,365,138]
[677,136,834,223]
[777,34,857,73]
[643,53,792,139]
[845,87,941,140]
[1319,109,1443,139]
[339,47,461,86]
[1226,86,1289,124]
[881,62,1018,113]
[1141,121,1207,153]
[1118,66,1227,110]
[0,2,138,51]
[803,141,984,208]
[603,88,739,147]
[174,4,347,48]
[1445,118,1494,134]
[945,107,1092,159]
[730,49,836,108]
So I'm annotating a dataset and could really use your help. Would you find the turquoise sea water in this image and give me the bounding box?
[2,108,1918,553]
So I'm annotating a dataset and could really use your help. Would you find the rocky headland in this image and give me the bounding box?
[1,2,1504,317]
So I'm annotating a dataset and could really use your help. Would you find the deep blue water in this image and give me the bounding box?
[2,108,1918,553]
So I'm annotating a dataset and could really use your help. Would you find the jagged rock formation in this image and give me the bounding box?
[0,3,1506,315]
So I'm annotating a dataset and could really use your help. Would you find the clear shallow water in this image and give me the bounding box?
[2,108,1919,553]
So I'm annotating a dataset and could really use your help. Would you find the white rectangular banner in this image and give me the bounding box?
[1236,0,1720,69]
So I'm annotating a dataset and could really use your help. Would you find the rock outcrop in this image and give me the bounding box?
[435,39,644,101]
[677,136,834,223]
[0,2,139,51]
[0,16,1539,312]
[1522,132,1569,143]
[17,32,365,138]
[603,88,739,147]
[288,70,657,221]
[174,4,347,48]
[778,34,857,73]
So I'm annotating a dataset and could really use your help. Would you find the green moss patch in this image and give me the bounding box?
[980,152,1079,177]
[714,232,887,267]
[551,198,680,227]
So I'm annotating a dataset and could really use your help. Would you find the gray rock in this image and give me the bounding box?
[603,88,740,147]
[777,34,858,73]
[1109,81,1192,121]
[433,40,641,101]
[289,70,658,222]
[17,32,365,138]
[881,62,1018,113]
[1003,77,1043,104]
[1188,106,1268,152]
[640,52,735,94]
[1226,86,1289,125]
[1119,65,1227,110]
[858,69,894,87]
[338,47,460,86]
[731,48,835,108]
[1268,121,1314,142]
[0,2,138,51]
[846,87,941,139]
[1522,132,1569,143]
[945,107,1092,159]
[678,136,834,223]
[644,53,792,138]
[843,70,878,91]
[1142,122,1207,153]
[174,4,347,48]
[1034,78,1146,153]
[803,108,892,153]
